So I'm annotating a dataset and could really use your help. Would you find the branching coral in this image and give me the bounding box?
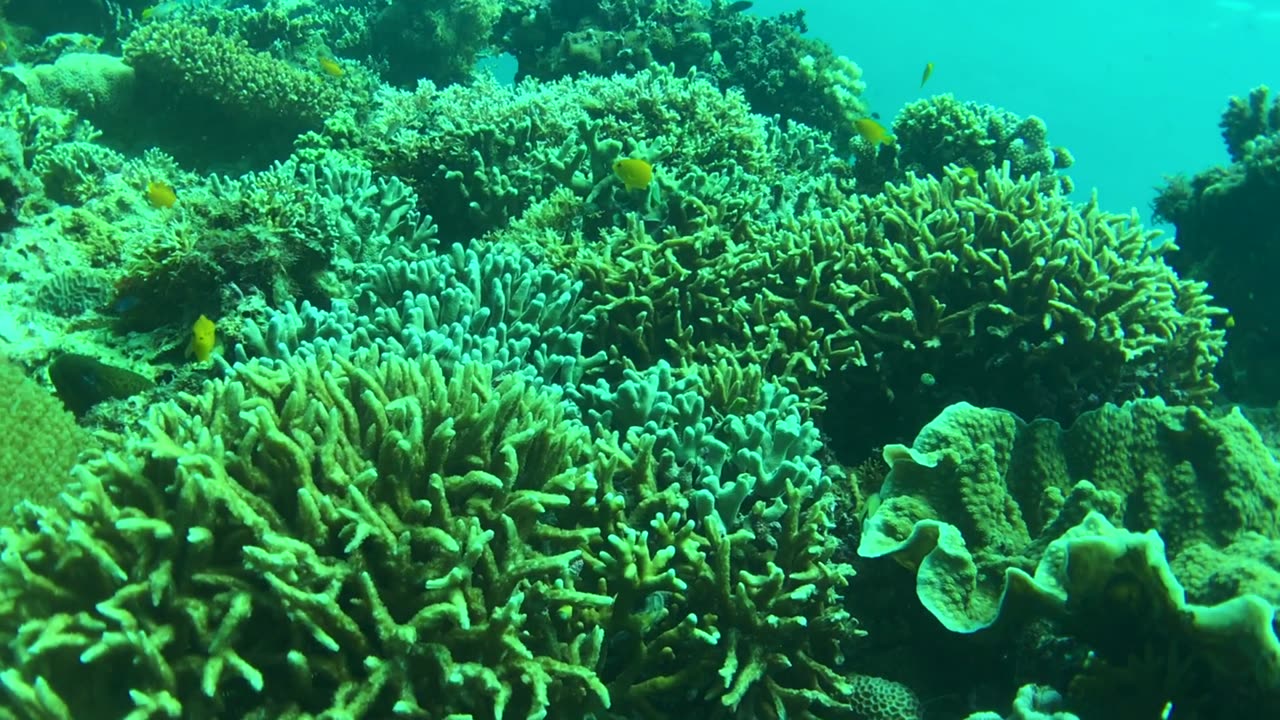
[536,163,1225,457]
[0,343,863,719]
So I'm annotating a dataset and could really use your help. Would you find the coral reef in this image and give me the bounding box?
[1154,86,1280,404]
[0,345,862,719]
[2,3,1278,719]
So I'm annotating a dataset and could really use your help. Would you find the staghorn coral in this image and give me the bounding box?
[0,342,864,719]
[1154,86,1280,404]
[537,163,1225,458]
[576,360,827,527]
[235,238,604,392]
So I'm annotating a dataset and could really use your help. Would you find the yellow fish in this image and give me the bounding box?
[187,314,216,362]
[960,166,979,179]
[146,180,177,208]
[921,62,934,88]
[612,158,653,190]
[854,117,894,146]
[317,54,344,77]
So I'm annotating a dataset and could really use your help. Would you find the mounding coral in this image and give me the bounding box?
[858,399,1280,715]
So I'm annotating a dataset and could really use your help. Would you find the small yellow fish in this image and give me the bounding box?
[317,54,344,77]
[146,180,177,208]
[921,62,934,88]
[854,117,894,146]
[1225,315,1235,329]
[959,166,979,179]
[187,314,216,362]
[612,158,653,190]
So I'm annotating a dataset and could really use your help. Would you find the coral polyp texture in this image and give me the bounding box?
[859,399,1280,716]
[1155,85,1280,403]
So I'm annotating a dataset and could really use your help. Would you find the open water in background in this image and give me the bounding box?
[750,0,1280,233]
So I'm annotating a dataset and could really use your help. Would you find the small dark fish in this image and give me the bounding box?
[727,1,753,12]
[871,111,881,120]
[49,354,154,416]
[110,294,142,314]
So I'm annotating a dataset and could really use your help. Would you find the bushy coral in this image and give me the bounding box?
[370,0,502,86]
[235,238,603,390]
[537,163,1225,457]
[0,360,89,513]
[853,93,1074,194]
[122,20,362,167]
[338,64,845,242]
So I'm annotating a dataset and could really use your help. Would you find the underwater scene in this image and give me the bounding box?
[0,0,1278,718]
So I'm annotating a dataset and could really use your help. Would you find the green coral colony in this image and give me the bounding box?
[0,1,1276,719]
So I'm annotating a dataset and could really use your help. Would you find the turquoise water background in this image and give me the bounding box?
[753,0,1280,231]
